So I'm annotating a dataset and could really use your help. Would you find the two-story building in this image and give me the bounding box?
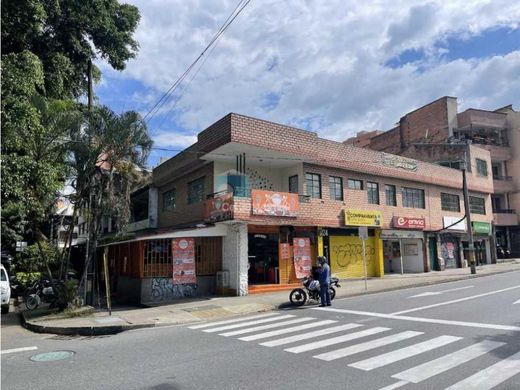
[102,113,494,305]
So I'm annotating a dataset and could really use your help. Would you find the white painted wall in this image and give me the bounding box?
[222,222,248,296]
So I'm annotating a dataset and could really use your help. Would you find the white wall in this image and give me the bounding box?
[222,222,248,296]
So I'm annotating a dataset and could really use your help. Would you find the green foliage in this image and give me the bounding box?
[14,272,42,292]
[54,279,79,310]
[14,241,60,274]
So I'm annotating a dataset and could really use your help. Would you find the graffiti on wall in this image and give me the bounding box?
[150,278,197,301]
[332,243,376,268]
[440,235,458,269]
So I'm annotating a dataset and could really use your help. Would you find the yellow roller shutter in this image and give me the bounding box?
[329,235,377,278]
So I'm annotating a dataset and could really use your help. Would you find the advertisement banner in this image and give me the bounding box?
[472,221,491,234]
[392,216,426,230]
[172,238,196,284]
[251,189,299,217]
[292,237,312,279]
[345,209,383,227]
[205,193,234,222]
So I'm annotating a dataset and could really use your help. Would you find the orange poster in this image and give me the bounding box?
[205,193,234,222]
[293,237,312,279]
[172,238,196,284]
[251,189,299,217]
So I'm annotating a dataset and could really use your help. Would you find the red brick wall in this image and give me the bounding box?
[367,127,402,154]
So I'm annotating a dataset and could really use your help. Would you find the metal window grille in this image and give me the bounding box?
[188,177,205,204]
[441,193,460,212]
[402,187,425,209]
[143,239,173,277]
[469,196,486,215]
[162,189,176,211]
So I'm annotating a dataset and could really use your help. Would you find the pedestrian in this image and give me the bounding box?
[317,256,331,307]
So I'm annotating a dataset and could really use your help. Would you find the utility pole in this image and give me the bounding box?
[462,159,477,274]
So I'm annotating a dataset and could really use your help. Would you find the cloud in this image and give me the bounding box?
[152,131,197,149]
[97,0,520,148]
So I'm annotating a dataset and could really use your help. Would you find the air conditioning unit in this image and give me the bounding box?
[216,271,230,288]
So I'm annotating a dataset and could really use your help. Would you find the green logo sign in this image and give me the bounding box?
[472,222,491,234]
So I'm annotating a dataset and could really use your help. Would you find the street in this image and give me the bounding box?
[2,270,520,390]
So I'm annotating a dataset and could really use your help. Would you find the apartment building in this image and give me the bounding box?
[349,97,520,257]
[102,113,494,305]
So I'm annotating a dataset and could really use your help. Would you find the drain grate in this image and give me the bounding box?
[30,351,75,362]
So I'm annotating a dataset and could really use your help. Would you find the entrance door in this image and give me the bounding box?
[248,234,279,284]
[428,238,438,271]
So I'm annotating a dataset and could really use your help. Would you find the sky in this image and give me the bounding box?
[95,0,520,168]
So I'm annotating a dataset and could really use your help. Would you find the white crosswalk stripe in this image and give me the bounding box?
[202,314,295,333]
[219,317,315,337]
[393,340,505,384]
[349,335,462,371]
[313,331,424,361]
[285,327,391,354]
[444,350,520,390]
[259,323,363,347]
[188,312,280,329]
[238,320,338,342]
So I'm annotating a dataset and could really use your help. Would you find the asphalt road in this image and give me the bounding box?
[2,270,520,390]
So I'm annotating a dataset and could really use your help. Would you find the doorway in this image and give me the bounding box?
[248,233,279,284]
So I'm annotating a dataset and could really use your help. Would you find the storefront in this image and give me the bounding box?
[462,222,492,265]
[381,229,425,274]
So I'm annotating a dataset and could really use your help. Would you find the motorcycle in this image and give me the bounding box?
[289,276,341,306]
[24,278,58,310]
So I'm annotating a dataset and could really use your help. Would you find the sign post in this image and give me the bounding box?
[359,227,369,290]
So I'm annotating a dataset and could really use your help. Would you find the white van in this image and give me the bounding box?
[1,264,11,314]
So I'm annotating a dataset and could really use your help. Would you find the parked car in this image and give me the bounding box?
[1,264,11,314]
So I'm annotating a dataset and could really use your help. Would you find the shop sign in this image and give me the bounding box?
[172,238,196,284]
[279,243,291,260]
[443,216,466,231]
[292,237,312,279]
[381,230,424,240]
[251,189,299,217]
[392,216,426,230]
[382,153,418,171]
[204,193,234,222]
[472,221,491,235]
[345,209,383,227]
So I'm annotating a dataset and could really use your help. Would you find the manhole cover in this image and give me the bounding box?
[30,351,74,362]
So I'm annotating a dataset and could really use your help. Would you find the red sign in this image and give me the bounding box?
[172,238,196,284]
[292,237,312,279]
[392,216,426,230]
[251,190,299,217]
[205,193,234,222]
[280,243,291,260]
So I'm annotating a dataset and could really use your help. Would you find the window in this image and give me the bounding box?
[187,177,205,204]
[469,196,486,215]
[385,184,397,206]
[162,189,176,211]
[329,176,343,201]
[441,193,460,212]
[305,173,321,198]
[402,187,425,208]
[289,175,298,194]
[367,182,379,205]
[476,159,488,177]
[439,161,461,170]
[348,179,363,190]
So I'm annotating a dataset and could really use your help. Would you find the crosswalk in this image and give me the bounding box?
[187,312,520,390]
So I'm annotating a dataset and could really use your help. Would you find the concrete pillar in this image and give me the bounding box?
[374,230,385,277]
[223,223,248,296]
[148,187,158,228]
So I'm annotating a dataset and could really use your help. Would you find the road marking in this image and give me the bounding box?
[285,327,390,354]
[202,315,294,333]
[238,320,337,341]
[313,331,423,361]
[219,317,314,337]
[377,380,409,390]
[188,313,280,329]
[349,335,462,371]
[513,298,520,305]
[1,346,38,355]
[260,323,363,347]
[408,286,474,298]
[313,307,520,332]
[445,351,520,390]
[392,340,505,383]
[391,284,520,315]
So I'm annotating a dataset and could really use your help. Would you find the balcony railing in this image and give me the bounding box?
[494,209,516,214]
[493,175,513,181]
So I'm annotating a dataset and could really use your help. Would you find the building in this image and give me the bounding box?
[348,97,520,258]
[100,113,495,305]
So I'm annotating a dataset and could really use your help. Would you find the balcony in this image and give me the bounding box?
[493,176,515,193]
[124,219,150,232]
[478,145,512,161]
[493,210,518,226]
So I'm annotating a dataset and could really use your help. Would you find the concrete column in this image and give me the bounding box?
[374,230,385,277]
[223,223,248,296]
[148,187,158,228]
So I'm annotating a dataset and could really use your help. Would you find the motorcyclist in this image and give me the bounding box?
[317,256,331,307]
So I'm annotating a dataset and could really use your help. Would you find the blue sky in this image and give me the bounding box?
[96,1,520,168]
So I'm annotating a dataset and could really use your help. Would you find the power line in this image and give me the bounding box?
[142,0,253,124]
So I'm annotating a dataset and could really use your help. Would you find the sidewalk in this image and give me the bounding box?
[20,260,520,336]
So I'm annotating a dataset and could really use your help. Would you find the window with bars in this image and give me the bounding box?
[402,187,425,209]
[187,177,205,204]
[143,239,173,277]
[162,189,176,211]
[385,184,396,206]
[289,175,299,194]
[469,196,486,215]
[476,159,488,177]
[329,176,343,201]
[305,173,321,198]
[367,182,379,204]
[441,193,460,212]
[348,179,363,190]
